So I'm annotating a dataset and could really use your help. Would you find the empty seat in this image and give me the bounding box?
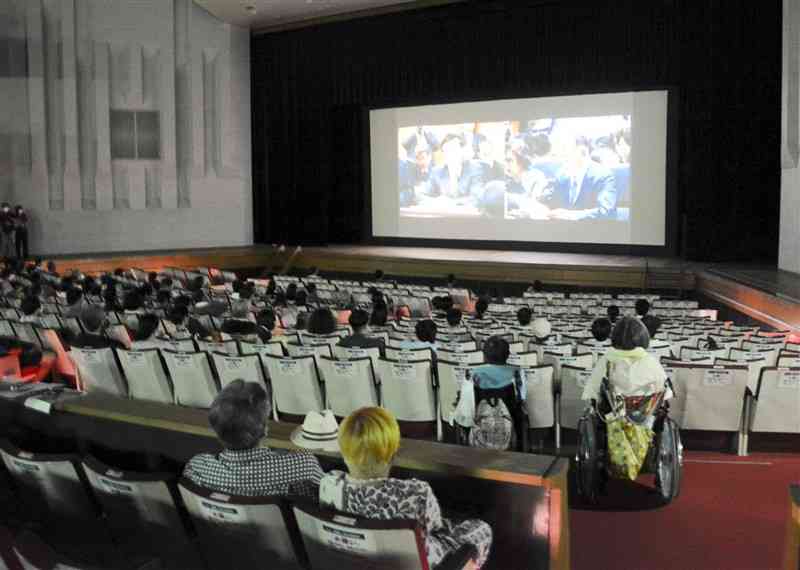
[541,352,593,389]
[522,364,556,429]
[0,440,98,528]
[679,346,729,361]
[286,342,333,362]
[436,348,483,365]
[116,348,174,404]
[438,340,478,352]
[576,342,610,366]
[261,354,325,420]
[293,501,476,570]
[378,358,438,438]
[70,347,128,396]
[331,345,382,370]
[436,359,473,423]
[507,351,538,367]
[157,336,197,353]
[82,456,193,562]
[161,350,219,408]
[560,365,594,429]
[750,367,800,433]
[668,363,749,433]
[211,352,268,391]
[179,477,303,570]
[318,356,379,416]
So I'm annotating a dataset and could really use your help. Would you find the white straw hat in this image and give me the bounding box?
[291,410,340,452]
[531,317,552,338]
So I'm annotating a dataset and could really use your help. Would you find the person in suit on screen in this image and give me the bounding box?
[425,133,488,200]
[540,135,618,220]
[399,128,438,207]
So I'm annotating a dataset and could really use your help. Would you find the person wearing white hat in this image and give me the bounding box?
[291,410,340,452]
[318,407,493,568]
[531,317,553,343]
[183,380,324,497]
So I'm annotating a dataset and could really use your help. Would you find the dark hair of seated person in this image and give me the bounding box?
[240,283,255,300]
[266,279,276,296]
[138,283,153,299]
[483,335,510,365]
[295,312,309,331]
[273,291,287,307]
[635,299,650,317]
[307,308,337,335]
[148,272,159,284]
[209,380,268,450]
[306,282,317,294]
[134,314,161,341]
[123,290,143,311]
[285,283,298,302]
[440,295,454,312]
[517,307,533,326]
[295,290,308,307]
[415,319,437,344]
[590,318,612,342]
[257,309,276,332]
[156,290,171,306]
[81,305,107,334]
[533,280,543,292]
[168,305,189,326]
[161,277,173,289]
[349,309,370,332]
[113,268,125,277]
[642,314,660,337]
[607,305,621,323]
[369,303,388,326]
[611,317,650,351]
[173,295,192,309]
[66,287,83,306]
[475,297,489,319]
[446,308,462,327]
[20,295,40,316]
[186,318,211,339]
[60,276,74,291]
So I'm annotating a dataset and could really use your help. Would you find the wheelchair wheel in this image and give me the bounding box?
[655,417,682,503]
[576,412,602,504]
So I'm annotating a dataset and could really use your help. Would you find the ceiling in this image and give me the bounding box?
[194,0,460,32]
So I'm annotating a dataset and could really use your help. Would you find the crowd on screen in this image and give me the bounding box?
[399,118,631,221]
[0,260,672,568]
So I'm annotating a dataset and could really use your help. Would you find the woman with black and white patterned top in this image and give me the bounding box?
[183,380,324,497]
[319,407,492,568]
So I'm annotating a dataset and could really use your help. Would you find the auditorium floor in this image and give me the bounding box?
[570,450,798,570]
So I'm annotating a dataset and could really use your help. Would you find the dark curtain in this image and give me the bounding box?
[251,0,781,262]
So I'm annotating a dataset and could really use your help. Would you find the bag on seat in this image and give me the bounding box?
[469,393,514,450]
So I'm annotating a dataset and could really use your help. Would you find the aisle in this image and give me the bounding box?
[570,451,800,570]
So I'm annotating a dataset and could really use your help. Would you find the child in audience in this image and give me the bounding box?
[588,317,613,345]
[184,380,324,497]
[319,407,492,568]
[607,305,620,324]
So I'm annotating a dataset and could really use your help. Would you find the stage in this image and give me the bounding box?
[46,244,800,332]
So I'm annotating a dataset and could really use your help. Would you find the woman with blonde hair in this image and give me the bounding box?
[319,407,492,568]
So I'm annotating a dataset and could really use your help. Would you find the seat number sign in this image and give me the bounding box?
[318,521,377,555]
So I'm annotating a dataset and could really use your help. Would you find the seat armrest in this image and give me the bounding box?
[437,544,478,570]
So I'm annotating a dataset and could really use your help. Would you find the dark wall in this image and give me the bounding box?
[251,0,781,262]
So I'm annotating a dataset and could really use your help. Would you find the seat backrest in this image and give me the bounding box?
[286,342,333,362]
[292,501,426,570]
[211,352,268,391]
[541,352,593,387]
[70,347,128,397]
[438,339,478,352]
[521,364,556,428]
[778,354,800,368]
[197,339,238,356]
[560,365,594,429]
[646,342,673,360]
[436,349,483,365]
[331,346,382,370]
[116,348,174,405]
[730,345,780,367]
[0,440,96,524]
[318,357,379,417]
[11,321,40,347]
[507,351,538,368]
[240,340,285,358]
[384,346,433,362]
[529,341,571,363]
[262,354,325,417]
[82,456,188,552]
[158,337,197,353]
[377,358,436,423]
[669,363,749,431]
[178,478,302,570]
[0,319,15,337]
[436,360,473,422]
[751,367,800,433]
[161,350,219,408]
[679,346,729,362]
[576,343,609,366]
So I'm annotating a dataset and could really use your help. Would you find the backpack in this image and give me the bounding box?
[469,396,514,450]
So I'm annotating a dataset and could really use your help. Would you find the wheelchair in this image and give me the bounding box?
[575,378,683,504]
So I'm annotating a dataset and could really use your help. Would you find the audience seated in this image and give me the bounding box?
[221,301,259,340]
[19,295,42,324]
[71,305,125,350]
[473,297,489,320]
[338,309,386,357]
[531,317,555,344]
[306,308,337,335]
[581,317,669,410]
[516,306,533,328]
[587,317,613,345]
[131,314,161,350]
[401,319,438,352]
[319,407,492,568]
[635,299,661,337]
[62,288,84,319]
[607,305,620,324]
[369,302,390,327]
[183,380,324,497]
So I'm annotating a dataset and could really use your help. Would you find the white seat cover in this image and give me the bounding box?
[262,355,324,416]
[117,348,173,404]
[70,347,127,396]
[319,357,379,416]
[162,351,218,408]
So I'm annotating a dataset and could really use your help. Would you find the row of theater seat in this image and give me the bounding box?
[0,439,475,570]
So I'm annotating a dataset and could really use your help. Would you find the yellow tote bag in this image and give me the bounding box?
[606,413,653,481]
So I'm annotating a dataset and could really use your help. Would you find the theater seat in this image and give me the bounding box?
[292,501,477,570]
[178,477,304,570]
